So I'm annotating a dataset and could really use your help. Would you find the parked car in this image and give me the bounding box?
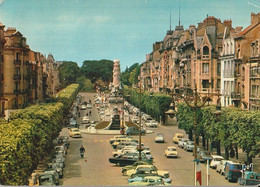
[54,145,67,155]
[129,176,171,186]
[51,154,65,164]
[216,160,232,175]
[126,165,169,178]
[57,136,70,148]
[238,171,260,186]
[165,146,178,158]
[126,127,146,135]
[143,115,153,122]
[121,161,151,176]
[43,170,59,185]
[109,135,131,144]
[68,128,81,138]
[47,163,63,178]
[80,105,87,110]
[111,138,136,149]
[108,152,153,166]
[172,133,184,144]
[183,140,194,151]
[145,120,158,128]
[178,138,189,148]
[86,103,92,109]
[155,133,165,143]
[38,173,57,186]
[113,146,137,157]
[224,161,242,182]
[116,141,140,150]
[82,116,90,124]
[210,155,224,168]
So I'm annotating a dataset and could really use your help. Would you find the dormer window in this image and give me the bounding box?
[203,46,209,59]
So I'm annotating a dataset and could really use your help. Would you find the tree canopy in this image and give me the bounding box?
[58,61,80,88]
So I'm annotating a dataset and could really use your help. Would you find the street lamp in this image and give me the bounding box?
[165,87,210,186]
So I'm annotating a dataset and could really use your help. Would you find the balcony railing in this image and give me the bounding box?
[223,71,235,78]
[13,60,21,65]
[231,92,241,99]
[13,74,21,80]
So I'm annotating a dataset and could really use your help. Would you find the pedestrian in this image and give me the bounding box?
[89,110,92,116]
[79,145,85,158]
[78,111,80,117]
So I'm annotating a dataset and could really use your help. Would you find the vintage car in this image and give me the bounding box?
[112,138,138,149]
[165,146,178,158]
[216,160,232,175]
[121,161,150,176]
[224,161,242,182]
[109,152,153,166]
[47,163,63,178]
[80,104,87,110]
[155,133,165,143]
[43,170,59,185]
[129,176,171,186]
[126,165,169,178]
[112,146,137,157]
[68,128,81,138]
[86,103,92,109]
[145,120,158,128]
[178,138,189,148]
[172,133,184,144]
[109,135,132,145]
[126,127,146,135]
[82,116,90,124]
[54,145,67,155]
[38,173,57,186]
[183,140,194,151]
[238,171,260,186]
[210,155,224,168]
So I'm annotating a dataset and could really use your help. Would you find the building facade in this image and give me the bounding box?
[0,23,5,116]
[141,12,260,110]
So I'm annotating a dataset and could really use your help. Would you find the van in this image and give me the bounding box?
[224,161,242,182]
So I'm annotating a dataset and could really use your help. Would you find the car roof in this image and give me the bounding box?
[167,146,177,149]
[211,155,224,158]
[143,176,162,180]
[70,128,79,130]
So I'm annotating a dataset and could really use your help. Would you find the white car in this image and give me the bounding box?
[145,120,158,128]
[178,138,189,148]
[155,133,164,143]
[216,160,232,175]
[86,103,92,109]
[210,155,224,169]
[80,105,87,110]
[82,116,90,124]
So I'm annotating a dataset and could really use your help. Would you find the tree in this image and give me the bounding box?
[80,59,113,83]
[58,61,80,88]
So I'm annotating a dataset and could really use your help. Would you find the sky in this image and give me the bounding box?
[0,0,259,71]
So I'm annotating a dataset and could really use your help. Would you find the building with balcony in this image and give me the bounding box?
[234,12,260,110]
[3,27,30,109]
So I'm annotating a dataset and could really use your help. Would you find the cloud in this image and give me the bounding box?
[248,1,260,8]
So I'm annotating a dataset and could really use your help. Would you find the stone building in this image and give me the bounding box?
[234,12,260,110]
[3,28,30,109]
[0,23,5,116]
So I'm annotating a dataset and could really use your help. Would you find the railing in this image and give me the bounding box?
[231,92,241,99]
[13,74,21,80]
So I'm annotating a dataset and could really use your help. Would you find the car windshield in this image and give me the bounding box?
[72,129,79,132]
[214,158,223,161]
[169,148,176,151]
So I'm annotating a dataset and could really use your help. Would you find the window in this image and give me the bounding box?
[217,63,221,74]
[15,67,20,75]
[203,46,209,55]
[217,79,220,89]
[16,53,20,61]
[223,44,225,55]
[202,63,209,73]
[202,80,209,88]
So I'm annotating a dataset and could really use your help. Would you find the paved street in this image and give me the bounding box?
[60,92,237,186]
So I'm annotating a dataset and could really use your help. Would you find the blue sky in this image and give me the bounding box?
[0,0,259,70]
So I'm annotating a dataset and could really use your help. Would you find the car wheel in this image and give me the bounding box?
[122,170,127,176]
[114,154,118,157]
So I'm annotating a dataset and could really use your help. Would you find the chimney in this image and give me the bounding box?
[223,19,232,28]
[251,12,260,25]
[189,25,196,32]
[235,26,243,33]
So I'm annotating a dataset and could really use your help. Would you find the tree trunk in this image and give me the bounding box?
[202,134,206,148]
[188,128,193,140]
[247,152,253,164]
[216,141,221,155]
[224,146,229,160]
[235,145,238,159]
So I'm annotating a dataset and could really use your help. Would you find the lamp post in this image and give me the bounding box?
[165,87,211,186]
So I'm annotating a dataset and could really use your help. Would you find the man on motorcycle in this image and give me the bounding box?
[79,145,85,158]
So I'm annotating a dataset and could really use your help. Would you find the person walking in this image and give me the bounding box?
[79,145,85,158]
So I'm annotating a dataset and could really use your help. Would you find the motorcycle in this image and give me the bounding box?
[80,151,84,158]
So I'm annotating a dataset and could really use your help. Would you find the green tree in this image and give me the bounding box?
[80,59,113,83]
[58,61,80,88]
